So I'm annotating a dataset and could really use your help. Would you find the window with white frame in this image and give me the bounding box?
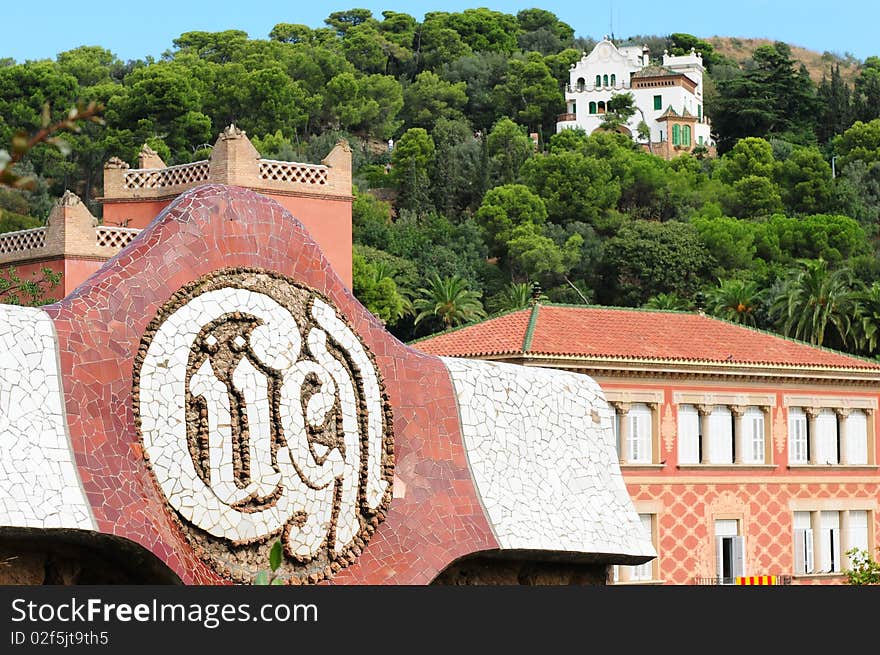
[793,511,814,574]
[715,519,744,583]
[677,404,700,464]
[743,407,765,464]
[819,511,841,573]
[816,409,839,465]
[789,408,808,464]
[850,510,869,554]
[709,406,733,464]
[793,509,869,576]
[846,410,868,465]
[628,403,652,463]
[615,514,655,582]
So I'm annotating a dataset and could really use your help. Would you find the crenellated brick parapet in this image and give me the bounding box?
[0,191,135,267]
[102,125,352,204]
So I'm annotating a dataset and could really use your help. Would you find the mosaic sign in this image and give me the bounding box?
[133,269,394,583]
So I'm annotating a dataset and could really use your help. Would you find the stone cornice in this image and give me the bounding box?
[504,355,880,386]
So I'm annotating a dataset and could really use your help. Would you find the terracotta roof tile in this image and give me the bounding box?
[413,305,880,370]
[411,307,532,357]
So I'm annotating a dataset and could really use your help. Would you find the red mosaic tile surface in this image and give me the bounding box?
[44,184,497,585]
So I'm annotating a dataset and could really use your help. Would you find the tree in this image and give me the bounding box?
[853,56,880,123]
[705,279,766,326]
[692,215,759,274]
[430,117,482,215]
[268,24,314,45]
[715,137,778,185]
[506,221,581,283]
[769,258,861,349]
[668,33,723,70]
[486,117,533,186]
[600,92,637,132]
[492,52,563,134]
[816,64,853,144]
[712,42,817,152]
[325,9,374,36]
[488,281,542,313]
[352,250,408,326]
[600,220,714,306]
[324,72,402,139]
[515,9,574,55]
[439,52,509,131]
[833,119,880,168]
[391,128,435,214]
[412,273,486,332]
[644,292,692,310]
[415,19,472,72]
[402,71,468,130]
[778,146,833,214]
[427,9,520,54]
[844,547,880,585]
[727,175,784,218]
[854,282,880,357]
[474,183,547,256]
[519,151,619,231]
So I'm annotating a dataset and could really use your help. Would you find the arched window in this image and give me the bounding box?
[576,77,585,92]
[589,101,597,114]
[597,101,606,114]
[603,74,609,87]
[595,74,601,87]
[672,124,681,145]
[682,125,692,146]
[610,73,616,87]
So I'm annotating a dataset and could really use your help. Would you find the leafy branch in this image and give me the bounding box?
[0,266,62,306]
[0,100,105,190]
[252,539,286,585]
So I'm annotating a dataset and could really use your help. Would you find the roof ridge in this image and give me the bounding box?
[522,303,541,352]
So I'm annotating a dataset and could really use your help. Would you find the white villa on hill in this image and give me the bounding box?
[557,38,715,158]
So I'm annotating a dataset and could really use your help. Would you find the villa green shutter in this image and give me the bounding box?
[653,95,662,110]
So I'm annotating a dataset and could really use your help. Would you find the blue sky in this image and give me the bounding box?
[3,1,877,63]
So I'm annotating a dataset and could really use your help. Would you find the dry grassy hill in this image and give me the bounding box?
[706,36,862,84]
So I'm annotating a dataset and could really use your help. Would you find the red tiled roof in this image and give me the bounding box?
[412,304,880,370]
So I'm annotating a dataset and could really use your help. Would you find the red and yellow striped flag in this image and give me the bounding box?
[735,575,777,585]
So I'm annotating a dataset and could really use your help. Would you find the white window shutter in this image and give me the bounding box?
[733,536,745,578]
[628,404,652,463]
[678,405,699,464]
[830,528,840,572]
[846,411,868,465]
[794,529,805,575]
[715,536,724,579]
[789,408,807,463]
[849,510,869,552]
[710,407,733,464]
[817,410,838,465]
[804,528,814,573]
[744,408,764,463]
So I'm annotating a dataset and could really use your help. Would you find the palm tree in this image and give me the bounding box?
[853,282,880,357]
[412,274,487,331]
[705,279,766,326]
[489,281,548,313]
[769,259,862,349]
[644,292,691,311]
